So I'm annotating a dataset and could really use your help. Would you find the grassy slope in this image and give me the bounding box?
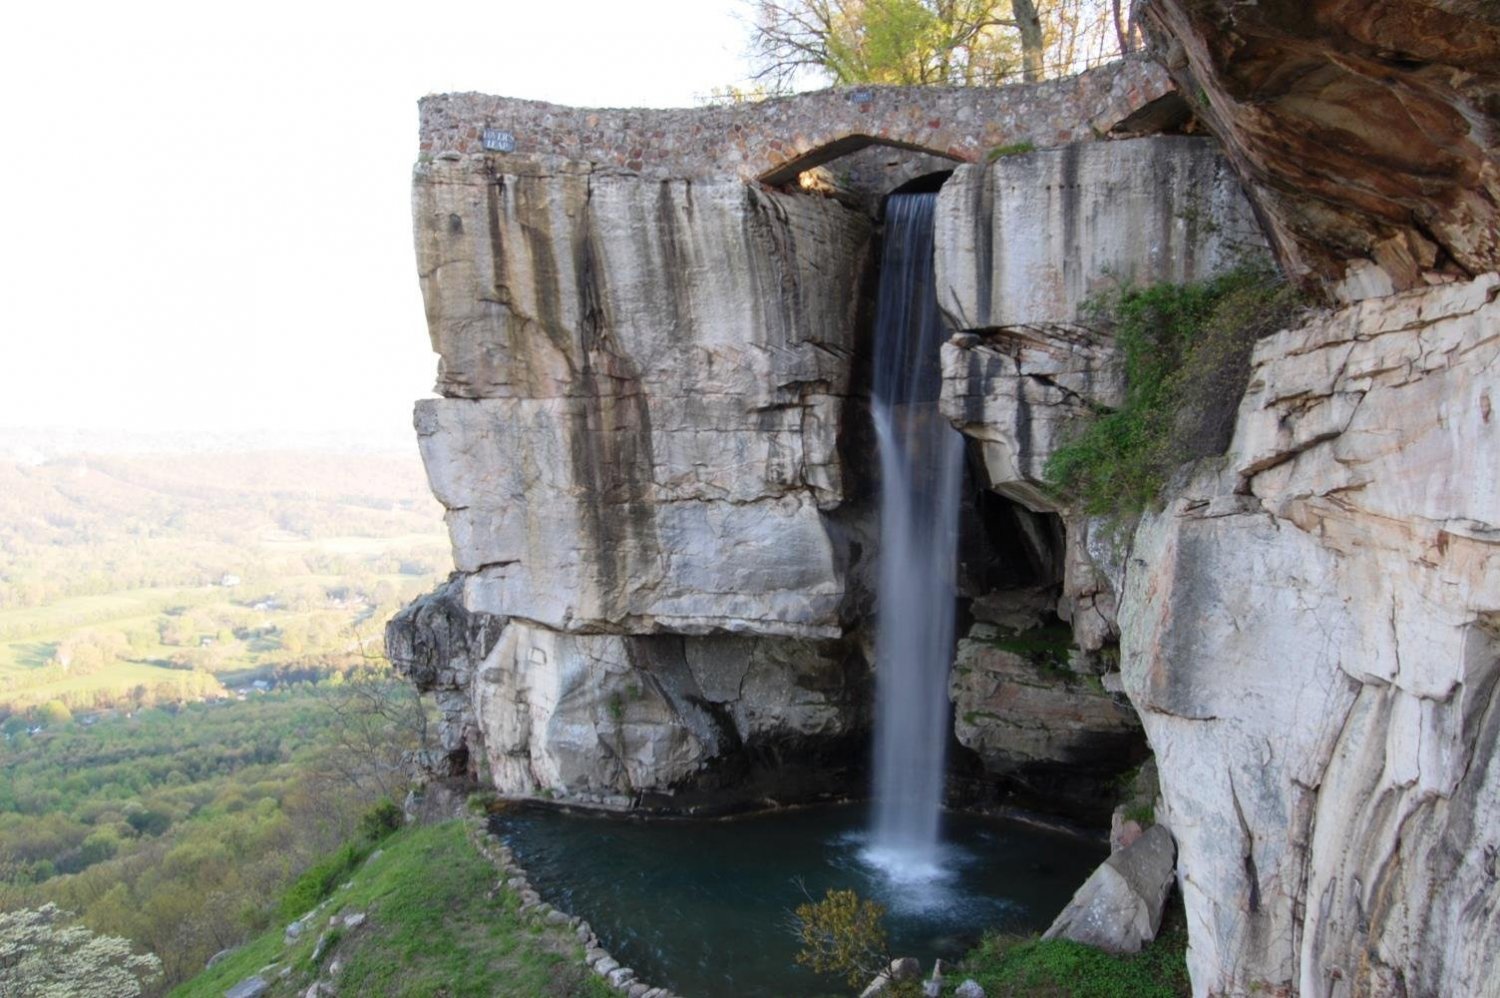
[173,821,613,998]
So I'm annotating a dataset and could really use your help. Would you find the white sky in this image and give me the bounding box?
[0,0,756,441]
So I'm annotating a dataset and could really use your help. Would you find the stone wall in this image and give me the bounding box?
[417,58,1173,183]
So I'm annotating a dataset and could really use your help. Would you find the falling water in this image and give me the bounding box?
[867,193,965,883]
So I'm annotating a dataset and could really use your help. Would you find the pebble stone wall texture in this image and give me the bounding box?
[462,801,682,998]
[418,57,1173,183]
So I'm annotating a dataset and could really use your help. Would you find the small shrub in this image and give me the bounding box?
[793,888,922,996]
[1045,264,1302,517]
[987,140,1036,161]
[278,842,365,921]
[358,798,403,842]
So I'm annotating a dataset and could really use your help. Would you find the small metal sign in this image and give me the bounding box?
[482,128,517,153]
[849,89,874,104]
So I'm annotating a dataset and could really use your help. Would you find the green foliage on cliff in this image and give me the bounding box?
[1045,264,1303,517]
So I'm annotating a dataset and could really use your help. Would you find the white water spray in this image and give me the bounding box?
[867,193,965,882]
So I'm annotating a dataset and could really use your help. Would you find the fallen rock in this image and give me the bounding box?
[1044,824,1175,954]
[954,981,986,998]
[859,956,921,996]
[224,977,268,998]
[341,911,365,930]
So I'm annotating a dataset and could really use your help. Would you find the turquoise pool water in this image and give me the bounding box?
[492,802,1104,997]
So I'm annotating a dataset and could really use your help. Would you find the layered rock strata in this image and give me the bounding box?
[934,135,1265,339]
[415,174,870,638]
[949,618,1146,820]
[944,262,1499,992]
[1122,275,1500,997]
[399,69,1198,811]
[398,142,880,805]
[1139,0,1500,300]
[936,134,1266,664]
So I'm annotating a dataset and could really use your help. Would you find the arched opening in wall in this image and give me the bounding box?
[889,170,954,195]
[761,135,961,214]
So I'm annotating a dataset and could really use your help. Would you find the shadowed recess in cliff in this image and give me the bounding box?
[867,192,966,882]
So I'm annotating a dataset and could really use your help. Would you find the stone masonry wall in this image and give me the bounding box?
[418,57,1172,183]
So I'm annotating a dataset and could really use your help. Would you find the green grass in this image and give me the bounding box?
[172,822,615,998]
[944,894,1190,997]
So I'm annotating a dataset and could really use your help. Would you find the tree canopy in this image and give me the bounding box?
[747,0,1135,91]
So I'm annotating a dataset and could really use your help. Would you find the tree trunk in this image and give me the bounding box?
[1010,0,1045,81]
[1112,0,1134,54]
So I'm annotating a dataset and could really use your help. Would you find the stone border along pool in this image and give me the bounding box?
[461,796,681,998]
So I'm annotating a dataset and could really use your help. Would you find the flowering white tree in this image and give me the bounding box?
[0,904,162,998]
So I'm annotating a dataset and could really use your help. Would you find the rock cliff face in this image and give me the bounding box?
[936,135,1266,513]
[930,101,1498,992]
[394,74,1195,813]
[397,159,879,805]
[1138,0,1500,301]
[415,174,871,638]
[1121,277,1499,997]
[392,32,1498,994]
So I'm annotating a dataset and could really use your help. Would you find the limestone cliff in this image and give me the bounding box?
[397,164,877,806]
[388,29,1500,996]
[390,65,1177,812]
[928,14,1500,990]
[1120,275,1499,997]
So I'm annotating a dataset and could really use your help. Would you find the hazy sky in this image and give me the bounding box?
[1,1,754,440]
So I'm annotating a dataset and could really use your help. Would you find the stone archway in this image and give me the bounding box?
[757,134,962,187]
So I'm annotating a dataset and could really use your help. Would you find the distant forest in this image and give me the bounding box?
[0,449,450,718]
[0,447,452,990]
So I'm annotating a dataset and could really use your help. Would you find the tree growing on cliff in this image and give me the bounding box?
[745,0,1132,90]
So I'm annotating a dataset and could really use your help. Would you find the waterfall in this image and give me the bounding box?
[867,192,965,881]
